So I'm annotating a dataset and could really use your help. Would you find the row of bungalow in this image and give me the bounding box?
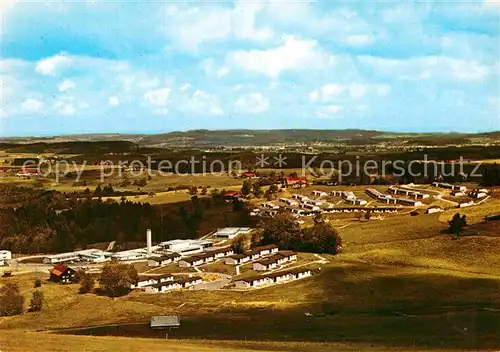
[233,268,312,289]
[225,244,279,265]
[329,190,368,205]
[253,251,297,271]
[178,247,235,267]
[365,188,423,207]
[388,186,430,199]
[142,276,204,293]
[432,182,467,192]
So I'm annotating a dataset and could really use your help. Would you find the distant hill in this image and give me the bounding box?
[0,129,498,149]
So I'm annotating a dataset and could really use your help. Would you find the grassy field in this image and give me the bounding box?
[1,206,500,349]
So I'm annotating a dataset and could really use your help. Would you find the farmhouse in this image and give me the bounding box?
[148,253,181,267]
[214,227,252,240]
[225,253,251,265]
[285,176,307,188]
[49,264,77,284]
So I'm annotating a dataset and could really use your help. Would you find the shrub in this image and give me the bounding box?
[29,291,44,312]
[0,283,24,316]
[34,279,42,288]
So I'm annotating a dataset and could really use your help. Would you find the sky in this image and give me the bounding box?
[0,0,499,137]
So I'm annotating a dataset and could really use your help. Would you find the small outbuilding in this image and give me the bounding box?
[49,264,77,284]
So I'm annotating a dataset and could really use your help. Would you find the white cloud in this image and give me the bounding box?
[316,105,343,118]
[358,55,491,82]
[53,101,76,116]
[309,82,371,102]
[57,79,76,92]
[184,89,223,116]
[180,83,191,92]
[21,98,44,113]
[35,53,71,75]
[344,34,373,46]
[376,85,391,97]
[228,36,334,77]
[234,93,269,114]
[144,88,171,107]
[108,96,120,106]
[201,58,230,78]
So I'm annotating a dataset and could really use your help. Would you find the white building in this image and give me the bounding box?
[214,227,252,240]
[158,239,213,255]
[426,206,444,214]
[0,250,12,261]
[312,190,328,197]
[111,248,149,261]
[279,198,298,206]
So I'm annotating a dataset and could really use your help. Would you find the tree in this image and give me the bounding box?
[448,213,467,239]
[79,273,95,294]
[306,223,342,254]
[241,179,252,196]
[364,209,372,221]
[314,212,325,225]
[34,279,42,288]
[252,185,263,198]
[269,184,279,193]
[0,283,24,316]
[233,235,251,254]
[99,263,138,297]
[260,213,302,249]
[29,290,44,312]
[200,186,208,195]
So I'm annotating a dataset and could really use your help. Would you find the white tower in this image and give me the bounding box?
[146,229,152,255]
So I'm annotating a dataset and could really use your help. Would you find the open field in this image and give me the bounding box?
[1,213,500,349]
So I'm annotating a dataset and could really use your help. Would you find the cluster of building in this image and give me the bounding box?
[233,267,312,289]
[134,274,204,293]
[0,250,12,266]
[330,190,368,205]
[365,188,423,207]
[252,251,297,271]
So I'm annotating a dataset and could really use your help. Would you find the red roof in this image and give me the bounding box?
[224,191,241,197]
[50,264,70,277]
[243,172,257,177]
[286,176,307,183]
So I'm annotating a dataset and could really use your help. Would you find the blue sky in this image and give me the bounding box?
[1,0,499,136]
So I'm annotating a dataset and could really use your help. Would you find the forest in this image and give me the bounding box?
[0,186,250,254]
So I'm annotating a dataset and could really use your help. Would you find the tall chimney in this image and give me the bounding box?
[235,265,240,276]
[146,229,152,255]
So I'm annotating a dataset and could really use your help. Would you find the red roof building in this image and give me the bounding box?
[49,264,77,284]
[242,172,257,178]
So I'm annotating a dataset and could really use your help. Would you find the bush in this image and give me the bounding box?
[29,291,44,312]
[34,279,42,288]
[0,283,24,316]
[79,273,95,294]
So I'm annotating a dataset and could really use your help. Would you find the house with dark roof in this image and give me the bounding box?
[145,281,182,293]
[174,276,203,288]
[252,251,297,271]
[48,264,77,284]
[233,275,269,289]
[147,253,181,267]
[225,253,251,265]
[206,247,234,259]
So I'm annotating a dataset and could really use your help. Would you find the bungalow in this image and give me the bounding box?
[275,251,297,265]
[330,190,344,197]
[426,206,444,214]
[132,274,173,289]
[174,276,203,288]
[178,255,206,267]
[233,276,269,289]
[225,253,251,265]
[16,169,39,178]
[145,281,181,293]
[262,202,280,210]
[305,199,323,206]
[395,198,423,206]
[342,191,356,200]
[253,257,279,271]
[48,264,77,284]
[0,250,12,261]
[244,249,262,261]
[279,198,298,206]
[207,247,234,259]
[312,190,328,197]
[288,268,312,280]
[148,252,181,267]
[266,271,291,284]
[345,198,368,205]
[300,203,320,211]
[252,244,279,256]
[365,188,383,199]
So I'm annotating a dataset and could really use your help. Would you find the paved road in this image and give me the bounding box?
[193,274,232,291]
